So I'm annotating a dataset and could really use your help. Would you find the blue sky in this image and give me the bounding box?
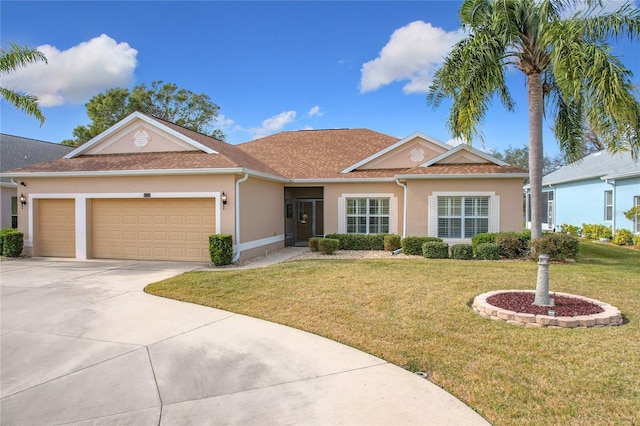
[1,1,639,158]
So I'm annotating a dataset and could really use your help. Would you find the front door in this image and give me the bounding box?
[294,199,323,246]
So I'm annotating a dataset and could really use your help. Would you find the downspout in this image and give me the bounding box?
[232,173,249,263]
[605,179,616,234]
[395,178,407,238]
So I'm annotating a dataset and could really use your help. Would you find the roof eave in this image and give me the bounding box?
[398,173,529,180]
[1,167,288,182]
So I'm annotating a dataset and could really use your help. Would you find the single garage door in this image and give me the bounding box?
[37,199,76,257]
[92,198,216,261]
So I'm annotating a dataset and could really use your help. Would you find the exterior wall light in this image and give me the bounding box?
[221,191,227,209]
[20,194,27,209]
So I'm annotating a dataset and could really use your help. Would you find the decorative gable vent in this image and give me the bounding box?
[134,129,150,148]
[410,148,425,163]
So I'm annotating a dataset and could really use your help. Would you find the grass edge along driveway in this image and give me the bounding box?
[146,241,640,426]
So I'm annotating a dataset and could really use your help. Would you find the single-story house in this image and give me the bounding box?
[2,112,528,262]
[524,150,640,234]
[0,134,74,229]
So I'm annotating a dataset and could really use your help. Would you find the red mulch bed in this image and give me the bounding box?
[487,292,604,316]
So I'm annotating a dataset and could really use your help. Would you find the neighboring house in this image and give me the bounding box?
[2,112,527,262]
[0,134,74,229]
[524,150,640,234]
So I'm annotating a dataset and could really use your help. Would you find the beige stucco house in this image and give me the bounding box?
[2,112,527,262]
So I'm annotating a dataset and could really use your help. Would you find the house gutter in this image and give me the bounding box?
[232,173,249,263]
[395,178,407,238]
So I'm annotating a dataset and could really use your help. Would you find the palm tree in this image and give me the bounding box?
[0,42,47,124]
[427,0,640,305]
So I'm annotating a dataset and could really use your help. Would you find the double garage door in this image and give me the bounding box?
[38,198,216,262]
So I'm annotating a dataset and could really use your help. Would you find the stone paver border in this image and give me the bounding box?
[472,290,624,328]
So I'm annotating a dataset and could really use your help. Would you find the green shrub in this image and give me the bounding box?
[0,228,20,256]
[383,234,402,251]
[451,244,473,260]
[612,229,634,246]
[318,238,339,255]
[475,243,500,260]
[471,232,498,253]
[209,234,233,266]
[560,224,581,236]
[422,241,449,259]
[323,233,385,250]
[530,234,579,262]
[634,234,640,247]
[582,224,612,240]
[2,231,23,257]
[401,236,443,256]
[309,237,321,252]
[495,232,528,259]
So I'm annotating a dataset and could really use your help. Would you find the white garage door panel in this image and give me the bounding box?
[37,199,76,258]
[92,198,216,261]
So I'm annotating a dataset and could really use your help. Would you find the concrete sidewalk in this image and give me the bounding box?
[0,255,489,425]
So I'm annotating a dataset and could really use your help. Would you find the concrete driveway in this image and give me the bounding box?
[1,257,489,425]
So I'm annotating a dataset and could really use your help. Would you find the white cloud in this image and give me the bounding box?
[2,34,137,107]
[446,137,467,147]
[359,21,465,94]
[247,110,297,138]
[216,114,235,129]
[307,105,323,117]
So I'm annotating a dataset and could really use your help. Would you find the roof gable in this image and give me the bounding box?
[66,112,217,158]
[419,144,508,167]
[341,132,450,173]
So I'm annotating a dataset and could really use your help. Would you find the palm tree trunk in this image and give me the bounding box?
[529,72,552,306]
[528,72,544,240]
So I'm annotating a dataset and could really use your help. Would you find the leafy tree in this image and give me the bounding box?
[492,145,563,174]
[427,0,640,306]
[0,42,47,124]
[62,80,225,146]
[427,0,640,244]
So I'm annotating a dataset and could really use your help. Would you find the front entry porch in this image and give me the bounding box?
[285,187,324,247]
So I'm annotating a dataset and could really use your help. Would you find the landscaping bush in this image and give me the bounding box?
[383,234,401,251]
[402,236,443,256]
[582,224,612,240]
[2,230,23,257]
[451,243,473,260]
[634,234,640,247]
[309,237,321,252]
[209,234,233,266]
[612,229,634,246]
[318,238,339,255]
[560,224,581,236]
[530,233,579,262]
[0,228,20,256]
[475,243,500,260]
[471,232,498,253]
[422,241,449,259]
[495,232,528,259]
[323,233,385,250]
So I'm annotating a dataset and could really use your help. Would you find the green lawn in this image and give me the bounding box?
[146,240,640,425]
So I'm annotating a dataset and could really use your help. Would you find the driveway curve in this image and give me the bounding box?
[1,257,488,425]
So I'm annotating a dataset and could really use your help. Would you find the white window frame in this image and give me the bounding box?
[428,192,499,240]
[604,190,613,221]
[338,193,398,234]
[11,196,18,228]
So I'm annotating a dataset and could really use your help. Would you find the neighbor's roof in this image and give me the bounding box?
[539,150,639,186]
[0,134,74,183]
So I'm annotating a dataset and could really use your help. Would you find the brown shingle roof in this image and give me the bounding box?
[238,129,400,179]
